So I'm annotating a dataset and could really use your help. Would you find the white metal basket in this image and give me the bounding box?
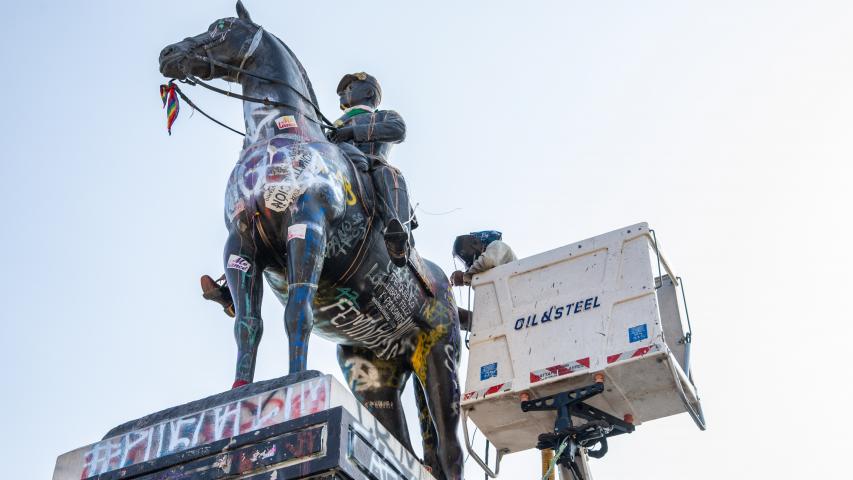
[461,223,704,477]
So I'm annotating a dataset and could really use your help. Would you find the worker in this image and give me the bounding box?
[450,230,517,286]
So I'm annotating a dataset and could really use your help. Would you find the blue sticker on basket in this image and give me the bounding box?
[480,362,497,381]
[628,324,648,343]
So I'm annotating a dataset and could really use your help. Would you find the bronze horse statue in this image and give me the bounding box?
[158,2,462,478]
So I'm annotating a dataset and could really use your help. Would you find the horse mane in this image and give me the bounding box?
[270,33,321,111]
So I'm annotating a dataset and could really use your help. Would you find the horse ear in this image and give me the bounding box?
[236,1,252,22]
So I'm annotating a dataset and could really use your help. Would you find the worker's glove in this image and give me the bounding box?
[329,126,355,143]
[450,270,465,286]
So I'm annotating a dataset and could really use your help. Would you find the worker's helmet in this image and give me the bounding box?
[453,230,502,268]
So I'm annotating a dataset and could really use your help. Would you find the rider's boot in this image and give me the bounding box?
[201,274,235,317]
[385,218,409,267]
[372,164,411,267]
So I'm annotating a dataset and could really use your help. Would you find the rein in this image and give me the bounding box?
[168,81,245,136]
[161,22,336,136]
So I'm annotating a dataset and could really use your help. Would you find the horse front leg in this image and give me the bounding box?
[283,212,327,374]
[223,228,264,389]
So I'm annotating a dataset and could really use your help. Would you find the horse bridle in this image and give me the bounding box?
[188,20,264,83]
[173,20,336,134]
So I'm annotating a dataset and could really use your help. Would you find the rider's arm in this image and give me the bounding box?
[352,110,406,144]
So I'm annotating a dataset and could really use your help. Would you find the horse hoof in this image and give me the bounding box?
[232,379,249,389]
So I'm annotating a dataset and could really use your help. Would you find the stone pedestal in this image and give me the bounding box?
[53,371,434,480]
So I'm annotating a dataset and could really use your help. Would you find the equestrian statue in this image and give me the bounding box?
[158,2,462,478]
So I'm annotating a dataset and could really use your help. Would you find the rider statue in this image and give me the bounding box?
[201,72,414,315]
[329,72,413,268]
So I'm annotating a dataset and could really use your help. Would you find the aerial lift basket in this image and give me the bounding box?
[461,223,705,477]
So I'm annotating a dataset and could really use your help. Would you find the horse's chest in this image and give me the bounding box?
[224,138,330,221]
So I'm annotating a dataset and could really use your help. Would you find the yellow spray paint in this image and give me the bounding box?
[344,180,357,206]
[334,169,358,206]
[411,324,447,383]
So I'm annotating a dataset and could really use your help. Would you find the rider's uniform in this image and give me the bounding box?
[333,105,413,243]
[334,105,406,167]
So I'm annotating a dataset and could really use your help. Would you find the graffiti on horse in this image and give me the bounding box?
[158,3,462,478]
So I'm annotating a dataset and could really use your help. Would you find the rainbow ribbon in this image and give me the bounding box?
[159,83,179,135]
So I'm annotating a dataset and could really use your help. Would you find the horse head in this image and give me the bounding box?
[158,1,324,145]
[159,3,260,82]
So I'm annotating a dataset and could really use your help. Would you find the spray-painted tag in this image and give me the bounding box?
[275,115,298,130]
[227,254,251,272]
[287,223,307,241]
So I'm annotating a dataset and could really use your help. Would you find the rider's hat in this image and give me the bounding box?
[337,72,382,104]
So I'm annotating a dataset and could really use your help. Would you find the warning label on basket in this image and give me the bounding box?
[628,324,648,343]
[480,362,497,381]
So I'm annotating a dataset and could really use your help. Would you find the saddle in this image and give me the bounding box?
[338,150,436,297]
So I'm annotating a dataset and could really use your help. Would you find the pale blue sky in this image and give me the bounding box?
[2,1,852,478]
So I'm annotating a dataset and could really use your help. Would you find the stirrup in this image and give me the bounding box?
[384,219,409,267]
[200,274,235,318]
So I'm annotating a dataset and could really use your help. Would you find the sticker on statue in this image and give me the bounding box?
[275,115,298,130]
[288,223,307,241]
[263,184,299,212]
[227,254,251,272]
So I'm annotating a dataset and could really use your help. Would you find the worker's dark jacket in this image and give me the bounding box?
[334,108,406,168]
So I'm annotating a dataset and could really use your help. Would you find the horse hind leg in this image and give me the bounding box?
[223,229,264,389]
[411,294,464,480]
[337,345,415,453]
[413,380,440,473]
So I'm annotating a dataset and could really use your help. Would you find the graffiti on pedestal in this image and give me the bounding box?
[81,377,329,477]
